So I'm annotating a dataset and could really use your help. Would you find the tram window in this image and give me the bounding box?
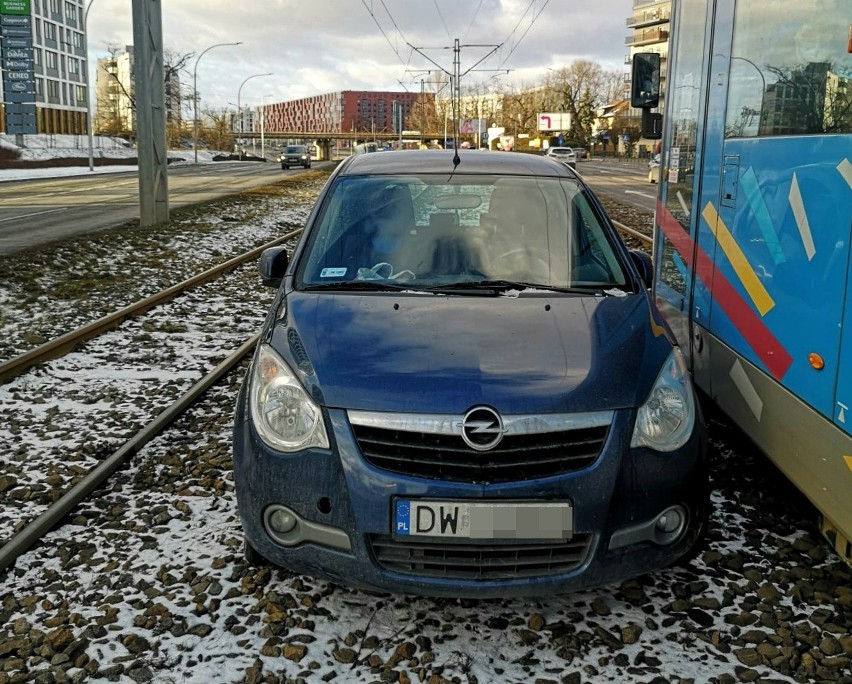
[725,0,852,138]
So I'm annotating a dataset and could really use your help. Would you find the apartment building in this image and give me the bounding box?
[625,0,670,152]
[0,0,88,135]
[95,46,133,133]
[260,90,421,134]
[95,45,181,136]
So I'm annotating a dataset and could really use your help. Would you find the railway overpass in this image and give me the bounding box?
[237,130,448,160]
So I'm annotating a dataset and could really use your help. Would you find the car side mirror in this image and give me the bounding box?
[259,246,290,288]
[631,53,660,109]
[630,249,654,289]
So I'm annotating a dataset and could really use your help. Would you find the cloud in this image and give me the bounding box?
[87,0,633,108]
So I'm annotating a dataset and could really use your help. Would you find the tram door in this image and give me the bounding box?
[650,0,713,377]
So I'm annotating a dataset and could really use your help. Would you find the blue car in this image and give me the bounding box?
[233,150,708,598]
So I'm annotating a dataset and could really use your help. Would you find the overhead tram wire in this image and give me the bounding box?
[361,0,507,153]
[359,0,409,69]
[495,0,552,72]
[463,0,486,43]
[361,0,427,94]
[433,0,452,41]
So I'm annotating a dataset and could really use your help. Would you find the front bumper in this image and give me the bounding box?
[233,398,707,598]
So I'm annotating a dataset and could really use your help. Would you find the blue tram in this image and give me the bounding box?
[634,0,852,560]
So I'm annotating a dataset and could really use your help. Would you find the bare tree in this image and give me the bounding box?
[545,60,624,142]
[96,43,194,140]
[198,106,235,153]
[498,81,544,143]
[163,48,193,123]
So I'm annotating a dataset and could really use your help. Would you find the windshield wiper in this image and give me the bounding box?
[419,280,614,295]
[303,280,414,292]
[415,279,533,295]
[303,280,620,296]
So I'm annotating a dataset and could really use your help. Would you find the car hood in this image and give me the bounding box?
[268,291,673,415]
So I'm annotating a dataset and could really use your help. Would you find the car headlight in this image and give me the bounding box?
[630,348,696,452]
[250,344,329,451]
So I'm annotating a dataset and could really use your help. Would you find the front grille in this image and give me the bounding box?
[369,534,593,580]
[352,425,609,484]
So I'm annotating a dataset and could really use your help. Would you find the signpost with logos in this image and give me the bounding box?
[1,0,36,136]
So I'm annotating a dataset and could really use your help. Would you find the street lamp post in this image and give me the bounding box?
[83,0,96,171]
[193,41,242,164]
[237,73,273,160]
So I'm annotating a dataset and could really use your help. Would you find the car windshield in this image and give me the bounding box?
[297,174,629,291]
[548,148,573,157]
[286,146,304,154]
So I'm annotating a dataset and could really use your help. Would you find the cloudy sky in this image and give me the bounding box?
[86,0,634,110]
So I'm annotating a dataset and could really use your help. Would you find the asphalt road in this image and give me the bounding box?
[575,157,658,213]
[0,161,329,256]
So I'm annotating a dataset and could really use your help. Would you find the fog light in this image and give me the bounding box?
[269,508,297,534]
[656,509,682,533]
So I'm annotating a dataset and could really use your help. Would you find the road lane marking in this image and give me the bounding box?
[625,190,657,199]
[0,207,65,223]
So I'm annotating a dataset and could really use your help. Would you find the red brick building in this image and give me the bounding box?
[260,90,424,134]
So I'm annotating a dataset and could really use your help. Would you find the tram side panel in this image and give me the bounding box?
[644,0,852,559]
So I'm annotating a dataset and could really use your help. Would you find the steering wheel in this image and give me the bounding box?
[494,248,551,280]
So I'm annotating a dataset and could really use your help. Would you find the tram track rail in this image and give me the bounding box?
[0,229,301,384]
[0,333,258,572]
[612,219,653,248]
[0,230,301,572]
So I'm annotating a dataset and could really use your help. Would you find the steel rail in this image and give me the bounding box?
[0,333,260,572]
[612,219,654,247]
[0,229,301,384]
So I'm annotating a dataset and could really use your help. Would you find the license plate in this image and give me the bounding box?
[393,500,572,540]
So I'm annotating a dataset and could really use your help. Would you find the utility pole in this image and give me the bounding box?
[131,0,168,226]
[406,37,504,154]
[83,0,96,171]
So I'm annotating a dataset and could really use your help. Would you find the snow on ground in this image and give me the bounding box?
[0,133,240,182]
[1,147,850,684]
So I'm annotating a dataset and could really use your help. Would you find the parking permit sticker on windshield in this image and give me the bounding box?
[320,267,347,278]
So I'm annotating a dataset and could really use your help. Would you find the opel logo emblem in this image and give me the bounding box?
[458,406,506,451]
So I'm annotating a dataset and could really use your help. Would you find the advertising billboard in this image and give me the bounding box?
[538,112,572,132]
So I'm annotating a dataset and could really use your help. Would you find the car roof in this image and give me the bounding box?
[339,150,578,178]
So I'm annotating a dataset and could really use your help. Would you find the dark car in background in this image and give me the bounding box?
[280,144,312,169]
[233,150,708,598]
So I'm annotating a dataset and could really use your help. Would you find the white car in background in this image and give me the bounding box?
[545,146,577,169]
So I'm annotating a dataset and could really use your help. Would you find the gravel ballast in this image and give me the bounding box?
[0,168,849,684]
